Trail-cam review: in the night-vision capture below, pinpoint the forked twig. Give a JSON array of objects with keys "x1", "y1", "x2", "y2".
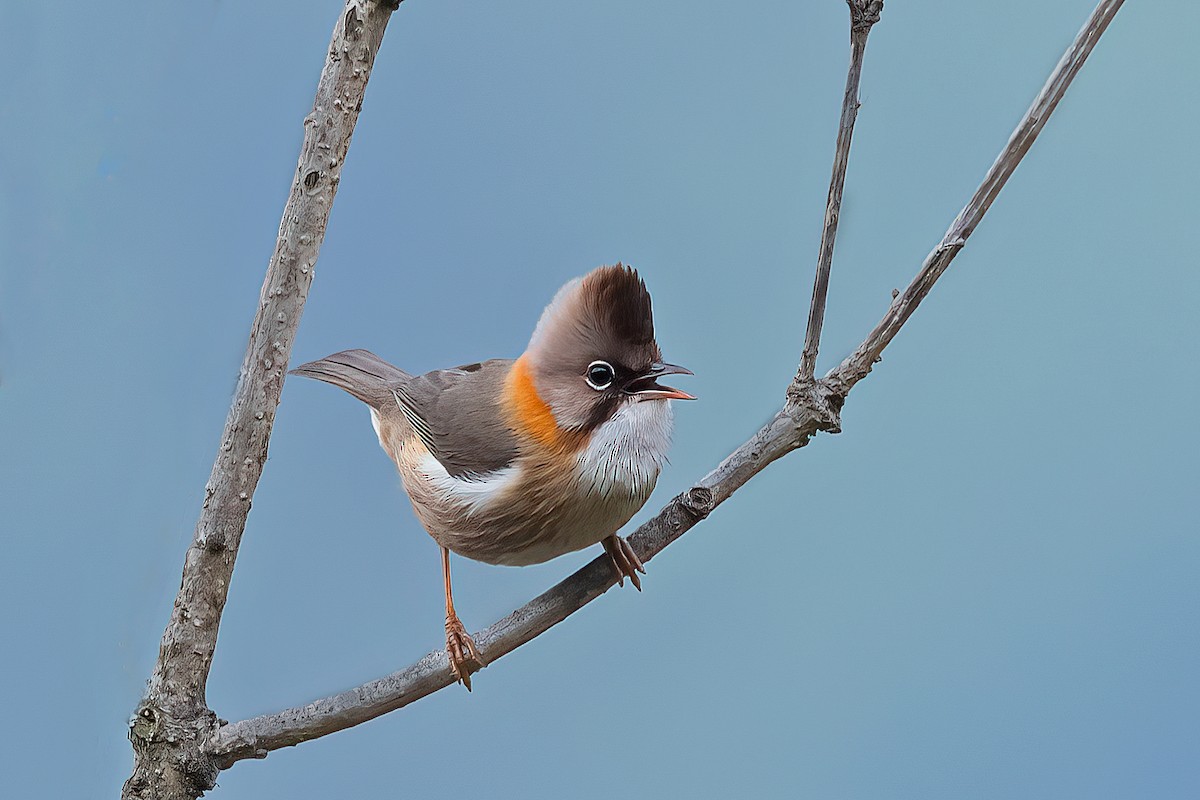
[{"x1": 831, "y1": 0, "x2": 1125, "y2": 390}]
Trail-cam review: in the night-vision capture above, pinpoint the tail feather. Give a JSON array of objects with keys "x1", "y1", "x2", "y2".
[{"x1": 289, "y1": 349, "x2": 410, "y2": 407}]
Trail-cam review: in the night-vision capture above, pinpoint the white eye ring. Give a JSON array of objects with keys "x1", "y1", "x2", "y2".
[{"x1": 585, "y1": 360, "x2": 615, "y2": 390}]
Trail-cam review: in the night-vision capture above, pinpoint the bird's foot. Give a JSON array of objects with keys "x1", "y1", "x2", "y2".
[
  {"x1": 445, "y1": 614, "x2": 485, "y2": 691},
  {"x1": 602, "y1": 534, "x2": 646, "y2": 591}
]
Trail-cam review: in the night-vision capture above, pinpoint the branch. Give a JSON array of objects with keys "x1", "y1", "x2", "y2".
[
  {"x1": 208, "y1": 405, "x2": 833, "y2": 766},
  {"x1": 798, "y1": 0, "x2": 884, "y2": 381},
  {"x1": 124, "y1": 2, "x2": 397, "y2": 798},
  {"x1": 209, "y1": 0, "x2": 1123, "y2": 773},
  {"x1": 830, "y1": 0, "x2": 1125, "y2": 393}
]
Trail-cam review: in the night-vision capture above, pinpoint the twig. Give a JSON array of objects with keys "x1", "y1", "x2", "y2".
[
  {"x1": 830, "y1": 0, "x2": 1125, "y2": 392},
  {"x1": 123, "y1": 2, "x2": 397, "y2": 798},
  {"x1": 798, "y1": 0, "x2": 884, "y2": 381},
  {"x1": 204, "y1": 0, "x2": 1124, "y2": 767}
]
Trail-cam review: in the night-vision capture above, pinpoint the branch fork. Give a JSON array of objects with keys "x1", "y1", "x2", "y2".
[{"x1": 786, "y1": 377, "x2": 845, "y2": 438}]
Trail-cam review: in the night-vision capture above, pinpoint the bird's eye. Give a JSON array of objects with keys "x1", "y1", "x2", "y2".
[{"x1": 585, "y1": 360, "x2": 615, "y2": 390}]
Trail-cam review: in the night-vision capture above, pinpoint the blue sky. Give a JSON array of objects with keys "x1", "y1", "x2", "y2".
[{"x1": 2, "y1": 1, "x2": 1198, "y2": 798}]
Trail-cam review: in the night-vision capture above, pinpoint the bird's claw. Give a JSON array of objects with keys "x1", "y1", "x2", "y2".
[
  {"x1": 445, "y1": 615, "x2": 485, "y2": 691},
  {"x1": 603, "y1": 534, "x2": 646, "y2": 592}
]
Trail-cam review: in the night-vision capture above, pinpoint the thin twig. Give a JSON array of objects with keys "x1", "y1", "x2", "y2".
[
  {"x1": 123, "y1": 2, "x2": 397, "y2": 798},
  {"x1": 204, "y1": 0, "x2": 1123, "y2": 767},
  {"x1": 798, "y1": 0, "x2": 884, "y2": 381},
  {"x1": 830, "y1": 0, "x2": 1125, "y2": 392}
]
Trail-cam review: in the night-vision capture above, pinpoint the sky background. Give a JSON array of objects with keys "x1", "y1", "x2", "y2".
[{"x1": 2, "y1": 1, "x2": 1198, "y2": 797}]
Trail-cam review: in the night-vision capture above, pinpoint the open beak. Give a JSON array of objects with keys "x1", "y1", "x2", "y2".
[{"x1": 628, "y1": 362, "x2": 696, "y2": 401}]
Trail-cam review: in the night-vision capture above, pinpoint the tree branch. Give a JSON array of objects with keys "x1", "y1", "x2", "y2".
[
  {"x1": 829, "y1": 0, "x2": 1125, "y2": 393},
  {"x1": 124, "y1": 2, "x2": 397, "y2": 798},
  {"x1": 206, "y1": 0, "x2": 1125, "y2": 767},
  {"x1": 798, "y1": 0, "x2": 884, "y2": 381},
  {"x1": 207, "y1": 405, "x2": 828, "y2": 766}
]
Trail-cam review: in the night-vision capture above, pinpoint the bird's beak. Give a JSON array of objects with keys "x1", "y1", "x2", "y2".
[{"x1": 628, "y1": 362, "x2": 696, "y2": 401}]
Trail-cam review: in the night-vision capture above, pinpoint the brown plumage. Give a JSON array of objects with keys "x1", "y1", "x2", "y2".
[{"x1": 290, "y1": 264, "x2": 693, "y2": 688}]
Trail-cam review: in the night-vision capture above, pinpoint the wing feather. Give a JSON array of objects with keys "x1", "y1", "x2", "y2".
[{"x1": 393, "y1": 359, "x2": 519, "y2": 478}]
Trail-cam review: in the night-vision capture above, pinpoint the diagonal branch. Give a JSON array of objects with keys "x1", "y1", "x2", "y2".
[
  {"x1": 205, "y1": 0, "x2": 1124, "y2": 768},
  {"x1": 124, "y1": 2, "x2": 398, "y2": 798},
  {"x1": 830, "y1": 0, "x2": 1125, "y2": 392},
  {"x1": 798, "y1": 0, "x2": 884, "y2": 381},
  {"x1": 207, "y1": 406, "x2": 825, "y2": 766}
]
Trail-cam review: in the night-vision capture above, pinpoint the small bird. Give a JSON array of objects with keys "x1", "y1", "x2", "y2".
[{"x1": 291, "y1": 264, "x2": 693, "y2": 688}]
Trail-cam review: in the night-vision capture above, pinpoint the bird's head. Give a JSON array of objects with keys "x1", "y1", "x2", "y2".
[{"x1": 520, "y1": 264, "x2": 693, "y2": 433}]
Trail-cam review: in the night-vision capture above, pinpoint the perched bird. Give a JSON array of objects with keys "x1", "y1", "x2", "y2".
[{"x1": 291, "y1": 264, "x2": 693, "y2": 688}]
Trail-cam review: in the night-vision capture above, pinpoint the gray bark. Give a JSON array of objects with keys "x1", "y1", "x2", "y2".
[
  {"x1": 799, "y1": 0, "x2": 883, "y2": 380},
  {"x1": 123, "y1": 2, "x2": 397, "y2": 798}
]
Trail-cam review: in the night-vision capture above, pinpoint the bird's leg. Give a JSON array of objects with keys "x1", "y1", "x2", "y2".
[
  {"x1": 602, "y1": 534, "x2": 645, "y2": 591},
  {"x1": 441, "y1": 546, "x2": 485, "y2": 690}
]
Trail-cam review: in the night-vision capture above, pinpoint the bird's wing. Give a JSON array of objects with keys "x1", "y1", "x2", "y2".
[{"x1": 392, "y1": 359, "x2": 520, "y2": 478}]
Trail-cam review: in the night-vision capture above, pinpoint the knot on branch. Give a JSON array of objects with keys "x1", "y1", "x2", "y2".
[
  {"x1": 343, "y1": 5, "x2": 365, "y2": 42},
  {"x1": 124, "y1": 700, "x2": 221, "y2": 798},
  {"x1": 129, "y1": 702, "x2": 162, "y2": 744},
  {"x1": 785, "y1": 377, "x2": 844, "y2": 437},
  {"x1": 846, "y1": 0, "x2": 884, "y2": 31},
  {"x1": 681, "y1": 486, "x2": 715, "y2": 520}
]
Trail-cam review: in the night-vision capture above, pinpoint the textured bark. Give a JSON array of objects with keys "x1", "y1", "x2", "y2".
[
  {"x1": 204, "y1": 0, "x2": 1122, "y2": 767},
  {"x1": 798, "y1": 0, "x2": 883, "y2": 380},
  {"x1": 123, "y1": 2, "x2": 397, "y2": 798}
]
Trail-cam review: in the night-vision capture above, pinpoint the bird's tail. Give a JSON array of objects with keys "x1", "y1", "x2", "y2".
[{"x1": 289, "y1": 349, "x2": 410, "y2": 408}]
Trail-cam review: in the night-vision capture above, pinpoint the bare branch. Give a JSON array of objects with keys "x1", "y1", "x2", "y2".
[
  {"x1": 124, "y1": 2, "x2": 397, "y2": 798},
  {"x1": 830, "y1": 0, "x2": 1125, "y2": 392},
  {"x1": 207, "y1": 404, "x2": 831, "y2": 766},
  {"x1": 798, "y1": 0, "x2": 884, "y2": 381},
  {"x1": 205, "y1": 0, "x2": 1124, "y2": 765}
]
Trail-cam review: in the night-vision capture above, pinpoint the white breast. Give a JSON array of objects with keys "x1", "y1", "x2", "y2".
[{"x1": 576, "y1": 399, "x2": 674, "y2": 497}]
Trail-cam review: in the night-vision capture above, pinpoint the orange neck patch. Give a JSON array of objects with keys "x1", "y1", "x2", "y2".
[{"x1": 506, "y1": 356, "x2": 576, "y2": 451}]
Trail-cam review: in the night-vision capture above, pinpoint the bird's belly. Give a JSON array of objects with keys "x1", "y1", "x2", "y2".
[
  {"x1": 389, "y1": 400, "x2": 671, "y2": 567},
  {"x1": 440, "y1": 478, "x2": 652, "y2": 566},
  {"x1": 399, "y1": 448, "x2": 656, "y2": 567},
  {"x1": 480, "y1": 487, "x2": 650, "y2": 566}
]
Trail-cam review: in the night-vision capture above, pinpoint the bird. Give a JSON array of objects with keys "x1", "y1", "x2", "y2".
[{"x1": 290, "y1": 264, "x2": 693, "y2": 689}]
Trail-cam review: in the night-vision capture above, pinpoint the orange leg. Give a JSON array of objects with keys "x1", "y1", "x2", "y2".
[
  {"x1": 442, "y1": 546, "x2": 484, "y2": 690},
  {"x1": 602, "y1": 534, "x2": 646, "y2": 591}
]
